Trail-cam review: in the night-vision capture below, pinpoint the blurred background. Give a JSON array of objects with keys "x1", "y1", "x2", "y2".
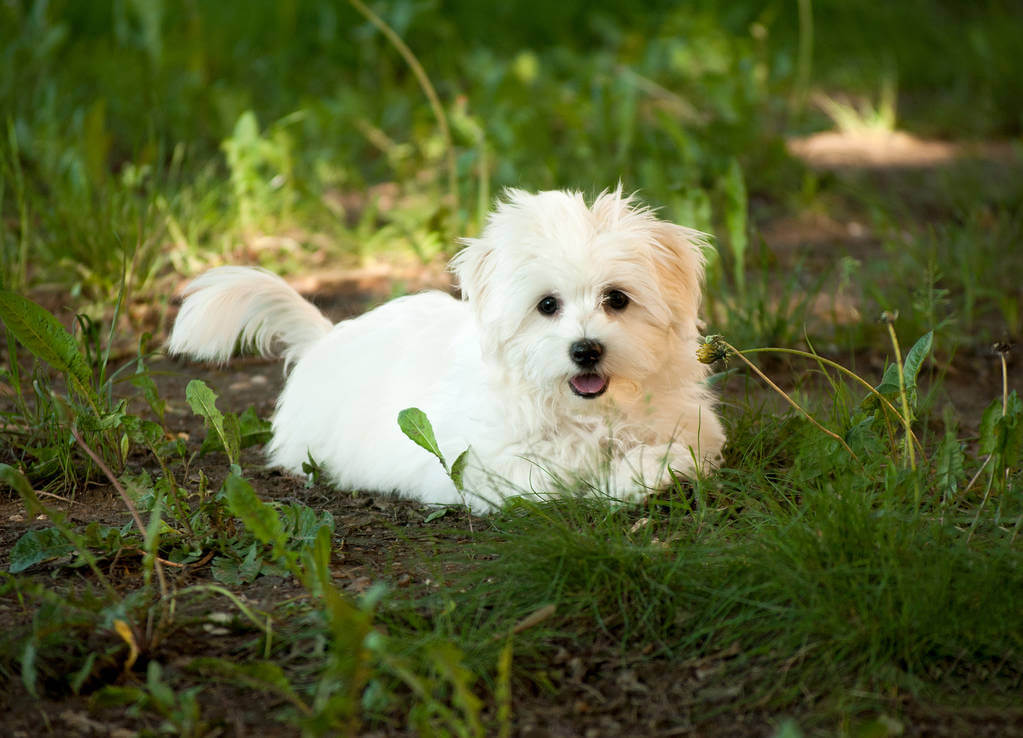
[
  {"x1": 2, "y1": 7, "x2": 1022, "y2": 729},
  {"x1": 1, "y1": 0, "x2": 1020, "y2": 349}
]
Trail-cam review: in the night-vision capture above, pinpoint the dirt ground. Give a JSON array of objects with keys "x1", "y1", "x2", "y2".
[
  {"x1": 3, "y1": 282, "x2": 1019, "y2": 737},
  {"x1": 3, "y1": 349, "x2": 1021, "y2": 736},
  {"x1": 1, "y1": 348, "x2": 806, "y2": 737},
  {"x1": 2, "y1": 148, "x2": 1021, "y2": 736}
]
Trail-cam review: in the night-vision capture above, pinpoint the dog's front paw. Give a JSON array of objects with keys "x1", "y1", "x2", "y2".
[{"x1": 606, "y1": 444, "x2": 695, "y2": 504}]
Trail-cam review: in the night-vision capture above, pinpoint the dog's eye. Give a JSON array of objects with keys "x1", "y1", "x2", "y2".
[
  {"x1": 604, "y1": 290, "x2": 630, "y2": 311},
  {"x1": 537, "y1": 296, "x2": 560, "y2": 316}
]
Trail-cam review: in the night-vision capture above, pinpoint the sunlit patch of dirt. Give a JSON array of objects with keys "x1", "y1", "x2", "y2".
[
  {"x1": 787, "y1": 131, "x2": 1016, "y2": 169},
  {"x1": 286, "y1": 262, "x2": 455, "y2": 306}
]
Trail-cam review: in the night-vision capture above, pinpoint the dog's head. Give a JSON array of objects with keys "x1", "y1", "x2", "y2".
[{"x1": 452, "y1": 187, "x2": 708, "y2": 404}]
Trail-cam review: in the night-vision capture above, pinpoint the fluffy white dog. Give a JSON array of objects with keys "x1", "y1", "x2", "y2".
[{"x1": 168, "y1": 188, "x2": 725, "y2": 512}]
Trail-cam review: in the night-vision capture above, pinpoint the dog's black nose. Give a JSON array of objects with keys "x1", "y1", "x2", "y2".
[{"x1": 570, "y1": 339, "x2": 604, "y2": 368}]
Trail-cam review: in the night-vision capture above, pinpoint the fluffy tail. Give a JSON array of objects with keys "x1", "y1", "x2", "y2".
[{"x1": 167, "y1": 267, "x2": 332, "y2": 366}]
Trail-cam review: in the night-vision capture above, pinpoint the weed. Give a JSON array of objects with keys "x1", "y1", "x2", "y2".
[
  {"x1": 813, "y1": 75, "x2": 899, "y2": 134},
  {"x1": 2, "y1": 2, "x2": 1022, "y2": 733}
]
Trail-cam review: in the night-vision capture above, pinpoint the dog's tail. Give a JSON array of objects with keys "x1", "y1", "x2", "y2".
[{"x1": 167, "y1": 266, "x2": 332, "y2": 367}]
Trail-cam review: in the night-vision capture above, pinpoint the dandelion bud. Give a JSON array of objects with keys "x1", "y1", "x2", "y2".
[{"x1": 697, "y1": 335, "x2": 731, "y2": 365}]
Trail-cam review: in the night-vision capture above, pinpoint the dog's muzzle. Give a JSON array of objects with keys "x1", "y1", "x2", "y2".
[{"x1": 569, "y1": 339, "x2": 608, "y2": 398}]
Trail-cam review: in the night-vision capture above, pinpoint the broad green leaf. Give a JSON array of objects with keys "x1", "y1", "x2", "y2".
[
  {"x1": 223, "y1": 472, "x2": 284, "y2": 552},
  {"x1": 979, "y1": 398, "x2": 1001, "y2": 456},
  {"x1": 221, "y1": 411, "x2": 242, "y2": 465},
  {"x1": 212, "y1": 544, "x2": 264, "y2": 586},
  {"x1": 0, "y1": 290, "x2": 96, "y2": 402},
  {"x1": 279, "y1": 503, "x2": 334, "y2": 543},
  {"x1": 844, "y1": 416, "x2": 884, "y2": 458},
  {"x1": 424, "y1": 508, "x2": 448, "y2": 523},
  {"x1": 901, "y1": 331, "x2": 933, "y2": 388},
  {"x1": 933, "y1": 431, "x2": 965, "y2": 501},
  {"x1": 1, "y1": 465, "x2": 112, "y2": 587},
  {"x1": 9, "y1": 528, "x2": 75, "y2": 573},
  {"x1": 398, "y1": 407, "x2": 446, "y2": 469},
  {"x1": 75, "y1": 402, "x2": 127, "y2": 433},
  {"x1": 185, "y1": 379, "x2": 224, "y2": 431},
  {"x1": 186, "y1": 380, "x2": 238, "y2": 464},
  {"x1": 873, "y1": 362, "x2": 901, "y2": 398},
  {"x1": 450, "y1": 448, "x2": 470, "y2": 492},
  {"x1": 980, "y1": 391, "x2": 1022, "y2": 463},
  {"x1": 238, "y1": 406, "x2": 273, "y2": 447},
  {"x1": 81, "y1": 521, "x2": 129, "y2": 555},
  {"x1": 238, "y1": 542, "x2": 265, "y2": 582},
  {"x1": 199, "y1": 406, "x2": 269, "y2": 457},
  {"x1": 211, "y1": 556, "x2": 243, "y2": 587},
  {"x1": 121, "y1": 415, "x2": 165, "y2": 448},
  {"x1": 869, "y1": 332, "x2": 932, "y2": 418}
]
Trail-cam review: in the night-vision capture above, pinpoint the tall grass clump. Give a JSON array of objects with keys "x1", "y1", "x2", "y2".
[{"x1": 439, "y1": 323, "x2": 1021, "y2": 713}]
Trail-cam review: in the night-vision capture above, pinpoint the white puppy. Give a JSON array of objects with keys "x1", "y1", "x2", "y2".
[{"x1": 168, "y1": 188, "x2": 725, "y2": 512}]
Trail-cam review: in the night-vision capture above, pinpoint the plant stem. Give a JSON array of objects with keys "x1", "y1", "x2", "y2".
[
  {"x1": 793, "y1": 0, "x2": 814, "y2": 115},
  {"x1": 722, "y1": 339, "x2": 859, "y2": 462},
  {"x1": 1000, "y1": 350, "x2": 1008, "y2": 416},
  {"x1": 71, "y1": 426, "x2": 167, "y2": 599},
  {"x1": 740, "y1": 346, "x2": 923, "y2": 452},
  {"x1": 966, "y1": 469, "x2": 996, "y2": 544},
  {"x1": 885, "y1": 321, "x2": 917, "y2": 472},
  {"x1": 348, "y1": 0, "x2": 459, "y2": 216},
  {"x1": 175, "y1": 584, "x2": 279, "y2": 664}
]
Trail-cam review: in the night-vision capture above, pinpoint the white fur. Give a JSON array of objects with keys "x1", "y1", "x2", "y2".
[
  {"x1": 168, "y1": 188, "x2": 725, "y2": 512},
  {"x1": 167, "y1": 266, "x2": 332, "y2": 368}
]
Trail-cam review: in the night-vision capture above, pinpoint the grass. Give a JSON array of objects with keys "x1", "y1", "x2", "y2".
[{"x1": 1, "y1": 1, "x2": 1022, "y2": 735}]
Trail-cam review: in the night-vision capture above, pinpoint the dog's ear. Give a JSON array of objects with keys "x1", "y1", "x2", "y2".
[
  {"x1": 450, "y1": 238, "x2": 495, "y2": 311},
  {"x1": 649, "y1": 223, "x2": 708, "y2": 336}
]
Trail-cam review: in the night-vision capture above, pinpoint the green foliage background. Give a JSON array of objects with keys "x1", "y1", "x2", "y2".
[{"x1": 1, "y1": 1, "x2": 1022, "y2": 735}]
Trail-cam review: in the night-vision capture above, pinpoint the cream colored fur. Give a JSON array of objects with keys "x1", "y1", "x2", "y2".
[{"x1": 168, "y1": 188, "x2": 725, "y2": 512}]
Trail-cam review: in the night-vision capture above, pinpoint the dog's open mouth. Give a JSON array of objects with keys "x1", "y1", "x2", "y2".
[{"x1": 569, "y1": 373, "x2": 608, "y2": 398}]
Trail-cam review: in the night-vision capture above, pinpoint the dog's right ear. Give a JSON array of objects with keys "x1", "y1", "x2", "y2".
[{"x1": 450, "y1": 238, "x2": 495, "y2": 311}]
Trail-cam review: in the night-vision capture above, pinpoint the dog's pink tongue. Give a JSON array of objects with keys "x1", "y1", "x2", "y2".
[{"x1": 571, "y1": 373, "x2": 608, "y2": 395}]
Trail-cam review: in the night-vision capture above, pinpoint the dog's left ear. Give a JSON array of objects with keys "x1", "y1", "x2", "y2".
[
  {"x1": 450, "y1": 238, "x2": 494, "y2": 312},
  {"x1": 649, "y1": 223, "x2": 708, "y2": 335}
]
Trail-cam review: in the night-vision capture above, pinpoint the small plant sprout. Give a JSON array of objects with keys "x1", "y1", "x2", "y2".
[{"x1": 880, "y1": 311, "x2": 917, "y2": 471}]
